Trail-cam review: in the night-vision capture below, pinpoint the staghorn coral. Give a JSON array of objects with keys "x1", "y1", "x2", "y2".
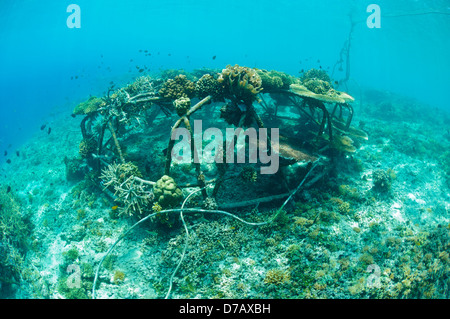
[
  {"x1": 100, "y1": 162, "x2": 153, "y2": 217},
  {"x1": 217, "y1": 64, "x2": 262, "y2": 105},
  {"x1": 195, "y1": 73, "x2": 224, "y2": 101},
  {"x1": 153, "y1": 175, "x2": 183, "y2": 209},
  {"x1": 123, "y1": 75, "x2": 155, "y2": 96},
  {"x1": 159, "y1": 74, "x2": 196, "y2": 100}
]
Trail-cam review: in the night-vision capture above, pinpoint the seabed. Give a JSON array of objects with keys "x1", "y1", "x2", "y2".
[{"x1": 0, "y1": 66, "x2": 449, "y2": 299}]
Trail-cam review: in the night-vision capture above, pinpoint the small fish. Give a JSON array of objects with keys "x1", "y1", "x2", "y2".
[
  {"x1": 334, "y1": 81, "x2": 339, "y2": 85},
  {"x1": 168, "y1": 53, "x2": 171, "y2": 56},
  {"x1": 112, "y1": 205, "x2": 119, "y2": 210},
  {"x1": 317, "y1": 59, "x2": 320, "y2": 63},
  {"x1": 16, "y1": 150, "x2": 19, "y2": 157},
  {"x1": 162, "y1": 148, "x2": 168, "y2": 156},
  {"x1": 6, "y1": 159, "x2": 11, "y2": 164},
  {"x1": 40, "y1": 124, "x2": 46, "y2": 130},
  {"x1": 47, "y1": 127, "x2": 51, "y2": 134},
  {"x1": 70, "y1": 76, "x2": 73, "y2": 80},
  {"x1": 75, "y1": 76, "x2": 78, "y2": 79},
  {"x1": 319, "y1": 65, "x2": 322, "y2": 69},
  {"x1": 144, "y1": 50, "x2": 148, "y2": 53},
  {"x1": 71, "y1": 114, "x2": 76, "y2": 118},
  {"x1": 6, "y1": 186, "x2": 11, "y2": 193},
  {"x1": 139, "y1": 49, "x2": 143, "y2": 52},
  {"x1": 139, "y1": 68, "x2": 144, "y2": 73},
  {"x1": 212, "y1": 55, "x2": 216, "y2": 60},
  {"x1": 4, "y1": 151, "x2": 7, "y2": 156}
]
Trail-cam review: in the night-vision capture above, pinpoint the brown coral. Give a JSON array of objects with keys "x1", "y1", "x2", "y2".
[
  {"x1": 195, "y1": 73, "x2": 224, "y2": 101},
  {"x1": 173, "y1": 97, "x2": 191, "y2": 117},
  {"x1": 159, "y1": 74, "x2": 196, "y2": 100},
  {"x1": 217, "y1": 64, "x2": 262, "y2": 105}
]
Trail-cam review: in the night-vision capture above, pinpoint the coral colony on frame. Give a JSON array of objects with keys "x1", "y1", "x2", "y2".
[{"x1": 2, "y1": 63, "x2": 449, "y2": 300}]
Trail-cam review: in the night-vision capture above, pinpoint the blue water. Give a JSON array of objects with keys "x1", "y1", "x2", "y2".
[{"x1": 1, "y1": 0, "x2": 449, "y2": 151}]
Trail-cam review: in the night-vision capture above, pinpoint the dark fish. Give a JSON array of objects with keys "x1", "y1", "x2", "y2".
[
  {"x1": 71, "y1": 114, "x2": 76, "y2": 118},
  {"x1": 168, "y1": 53, "x2": 171, "y2": 56},
  {"x1": 75, "y1": 76, "x2": 78, "y2": 79},
  {"x1": 162, "y1": 148, "x2": 168, "y2": 156},
  {"x1": 101, "y1": 54, "x2": 103, "y2": 58},
  {"x1": 319, "y1": 65, "x2": 322, "y2": 69},
  {"x1": 48, "y1": 127, "x2": 51, "y2": 134},
  {"x1": 317, "y1": 59, "x2": 320, "y2": 63},
  {"x1": 130, "y1": 59, "x2": 133, "y2": 62},
  {"x1": 139, "y1": 68, "x2": 144, "y2": 73},
  {"x1": 144, "y1": 50, "x2": 148, "y2": 53},
  {"x1": 71, "y1": 76, "x2": 73, "y2": 80},
  {"x1": 300, "y1": 69, "x2": 304, "y2": 73},
  {"x1": 16, "y1": 151, "x2": 19, "y2": 157},
  {"x1": 4, "y1": 151, "x2": 7, "y2": 156},
  {"x1": 6, "y1": 186, "x2": 11, "y2": 193},
  {"x1": 6, "y1": 159, "x2": 11, "y2": 164},
  {"x1": 212, "y1": 55, "x2": 216, "y2": 60},
  {"x1": 334, "y1": 81, "x2": 339, "y2": 85},
  {"x1": 40, "y1": 124, "x2": 46, "y2": 130},
  {"x1": 139, "y1": 49, "x2": 143, "y2": 52}
]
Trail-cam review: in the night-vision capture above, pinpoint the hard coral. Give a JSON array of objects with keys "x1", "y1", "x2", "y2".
[
  {"x1": 301, "y1": 68, "x2": 332, "y2": 83},
  {"x1": 195, "y1": 73, "x2": 224, "y2": 101},
  {"x1": 153, "y1": 175, "x2": 183, "y2": 209},
  {"x1": 372, "y1": 169, "x2": 391, "y2": 192},
  {"x1": 218, "y1": 64, "x2": 262, "y2": 105},
  {"x1": 159, "y1": 74, "x2": 196, "y2": 100},
  {"x1": 173, "y1": 97, "x2": 191, "y2": 117},
  {"x1": 79, "y1": 138, "x2": 97, "y2": 158},
  {"x1": 73, "y1": 96, "x2": 105, "y2": 115},
  {"x1": 257, "y1": 69, "x2": 297, "y2": 92}
]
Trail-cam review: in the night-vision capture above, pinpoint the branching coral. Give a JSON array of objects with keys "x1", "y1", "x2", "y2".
[
  {"x1": 100, "y1": 162, "x2": 154, "y2": 217},
  {"x1": 217, "y1": 64, "x2": 262, "y2": 105}
]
